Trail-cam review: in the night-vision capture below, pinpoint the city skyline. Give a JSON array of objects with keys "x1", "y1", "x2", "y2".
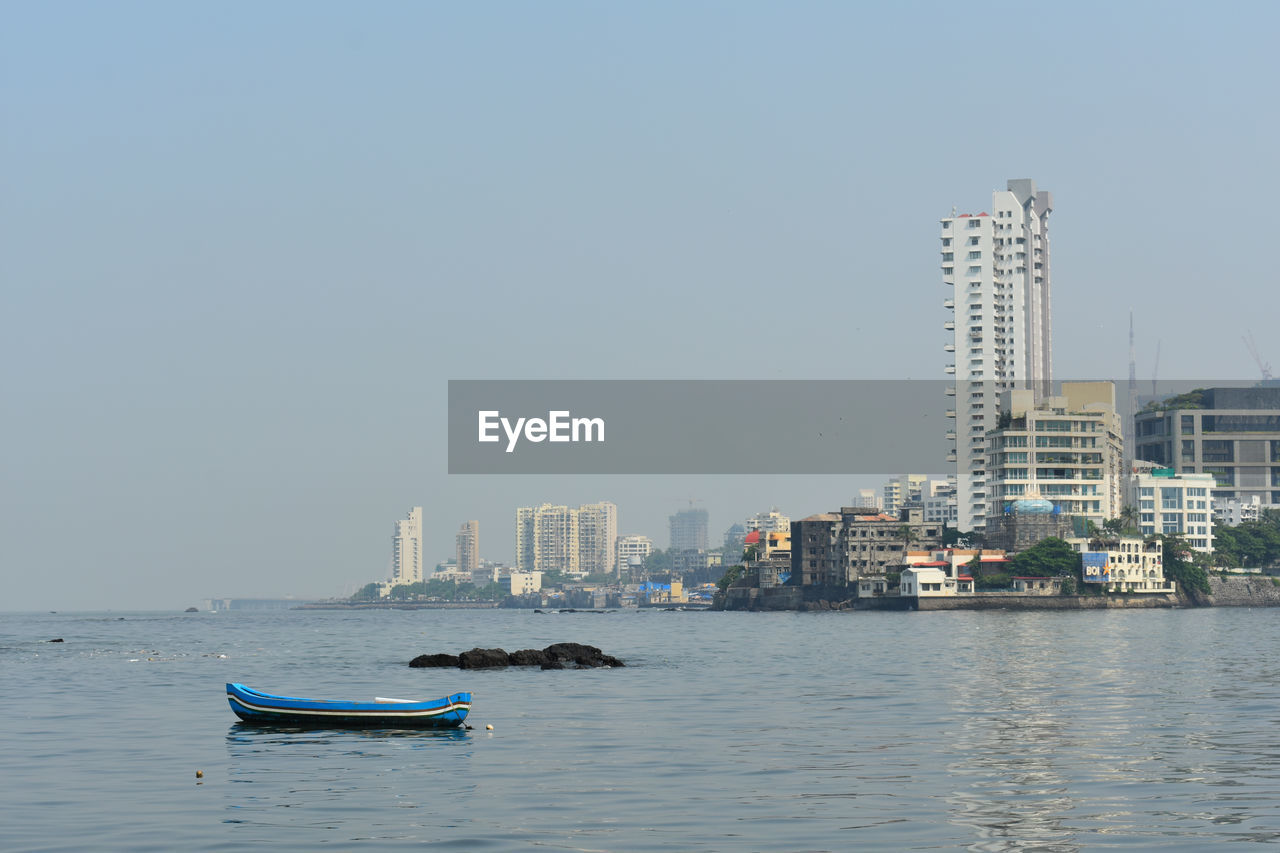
[{"x1": 5, "y1": 3, "x2": 1279, "y2": 610}]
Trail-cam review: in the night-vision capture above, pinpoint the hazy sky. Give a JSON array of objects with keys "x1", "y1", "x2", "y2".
[{"x1": 4, "y1": 2, "x2": 1278, "y2": 610}]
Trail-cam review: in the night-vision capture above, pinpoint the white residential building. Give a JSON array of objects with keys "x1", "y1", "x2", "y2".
[
  {"x1": 615, "y1": 534, "x2": 654, "y2": 577},
  {"x1": 1214, "y1": 495, "x2": 1278, "y2": 527},
  {"x1": 942, "y1": 179, "x2": 1053, "y2": 532},
  {"x1": 391, "y1": 507, "x2": 424, "y2": 586},
  {"x1": 854, "y1": 488, "x2": 882, "y2": 510},
  {"x1": 882, "y1": 475, "x2": 928, "y2": 515},
  {"x1": 746, "y1": 509, "x2": 790, "y2": 534},
  {"x1": 1129, "y1": 463, "x2": 1216, "y2": 552}
]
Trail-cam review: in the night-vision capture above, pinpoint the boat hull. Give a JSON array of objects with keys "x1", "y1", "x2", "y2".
[{"x1": 226, "y1": 683, "x2": 471, "y2": 728}]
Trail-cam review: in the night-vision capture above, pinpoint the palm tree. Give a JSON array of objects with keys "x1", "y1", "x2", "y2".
[{"x1": 1118, "y1": 504, "x2": 1139, "y2": 533}]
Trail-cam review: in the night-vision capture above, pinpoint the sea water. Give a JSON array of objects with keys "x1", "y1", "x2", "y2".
[{"x1": 3, "y1": 607, "x2": 1279, "y2": 851}]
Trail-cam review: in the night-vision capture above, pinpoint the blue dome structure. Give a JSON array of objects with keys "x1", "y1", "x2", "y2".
[{"x1": 1007, "y1": 498, "x2": 1055, "y2": 515}]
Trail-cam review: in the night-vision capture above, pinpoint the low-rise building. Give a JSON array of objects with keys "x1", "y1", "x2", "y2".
[
  {"x1": 1011, "y1": 577, "x2": 1061, "y2": 595},
  {"x1": 906, "y1": 548, "x2": 1009, "y2": 578},
  {"x1": 615, "y1": 535, "x2": 653, "y2": 578},
  {"x1": 900, "y1": 565, "x2": 951, "y2": 597},
  {"x1": 638, "y1": 580, "x2": 685, "y2": 605},
  {"x1": 984, "y1": 496, "x2": 1076, "y2": 551},
  {"x1": 791, "y1": 506, "x2": 944, "y2": 587},
  {"x1": 1067, "y1": 536, "x2": 1174, "y2": 594},
  {"x1": 897, "y1": 561, "x2": 976, "y2": 597},
  {"x1": 509, "y1": 571, "x2": 543, "y2": 596}
]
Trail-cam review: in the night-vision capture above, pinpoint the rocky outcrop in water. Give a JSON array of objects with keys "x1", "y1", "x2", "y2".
[
  {"x1": 409, "y1": 643, "x2": 623, "y2": 669},
  {"x1": 408, "y1": 653, "x2": 460, "y2": 668}
]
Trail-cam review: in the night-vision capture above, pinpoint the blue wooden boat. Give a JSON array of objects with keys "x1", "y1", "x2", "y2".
[{"x1": 226, "y1": 683, "x2": 471, "y2": 728}]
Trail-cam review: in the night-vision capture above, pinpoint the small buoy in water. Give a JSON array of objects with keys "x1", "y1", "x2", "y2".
[
  {"x1": 196, "y1": 770, "x2": 203, "y2": 779},
  {"x1": 485, "y1": 724, "x2": 493, "y2": 730}
]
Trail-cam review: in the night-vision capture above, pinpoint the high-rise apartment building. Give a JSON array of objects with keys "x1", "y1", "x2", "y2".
[
  {"x1": 881, "y1": 475, "x2": 929, "y2": 516},
  {"x1": 986, "y1": 382, "x2": 1125, "y2": 525},
  {"x1": 391, "y1": 506, "x2": 423, "y2": 586},
  {"x1": 577, "y1": 501, "x2": 618, "y2": 576},
  {"x1": 516, "y1": 503, "x2": 579, "y2": 574},
  {"x1": 669, "y1": 508, "x2": 709, "y2": 552},
  {"x1": 943, "y1": 179, "x2": 1054, "y2": 531},
  {"x1": 515, "y1": 501, "x2": 618, "y2": 575},
  {"x1": 455, "y1": 520, "x2": 479, "y2": 575},
  {"x1": 1133, "y1": 386, "x2": 1280, "y2": 507}
]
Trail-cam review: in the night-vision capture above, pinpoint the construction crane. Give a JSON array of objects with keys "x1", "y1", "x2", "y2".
[
  {"x1": 1152, "y1": 339, "x2": 1161, "y2": 399},
  {"x1": 1243, "y1": 331, "x2": 1274, "y2": 382}
]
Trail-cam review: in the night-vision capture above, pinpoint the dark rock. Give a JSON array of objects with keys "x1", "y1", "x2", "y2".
[
  {"x1": 409, "y1": 642, "x2": 623, "y2": 668},
  {"x1": 409, "y1": 653, "x2": 460, "y2": 668},
  {"x1": 544, "y1": 642, "x2": 624, "y2": 668},
  {"x1": 509, "y1": 648, "x2": 550, "y2": 666},
  {"x1": 458, "y1": 647, "x2": 511, "y2": 669},
  {"x1": 184, "y1": 607, "x2": 198, "y2": 613},
  {"x1": 48, "y1": 638, "x2": 64, "y2": 643}
]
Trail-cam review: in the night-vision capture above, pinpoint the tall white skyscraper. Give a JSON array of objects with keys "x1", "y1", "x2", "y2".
[
  {"x1": 391, "y1": 506, "x2": 423, "y2": 585},
  {"x1": 942, "y1": 179, "x2": 1053, "y2": 531}
]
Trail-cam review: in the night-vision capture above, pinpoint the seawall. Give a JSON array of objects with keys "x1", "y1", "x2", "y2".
[
  {"x1": 914, "y1": 593, "x2": 1180, "y2": 611},
  {"x1": 1202, "y1": 575, "x2": 1280, "y2": 606},
  {"x1": 718, "y1": 577, "x2": 1280, "y2": 612}
]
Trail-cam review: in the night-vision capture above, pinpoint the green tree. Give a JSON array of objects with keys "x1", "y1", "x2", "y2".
[
  {"x1": 1008, "y1": 537, "x2": 1082, "y2": 578},
  {"x1": 1117, "y1": 505, "x2": 1140, "y2": 533},
  {"x1": 1142, "y1": 388, "x2": 1206, "y2": 413},
  {"x1": 716, "y1": 564, "x2": 746, "y2": 593},
  {"x1": 1159, "y1": 534, "x2": 1211, "y2": 595},
  {"x1": 350, "y1": 582, "x2": 382, "y2": 602}
]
